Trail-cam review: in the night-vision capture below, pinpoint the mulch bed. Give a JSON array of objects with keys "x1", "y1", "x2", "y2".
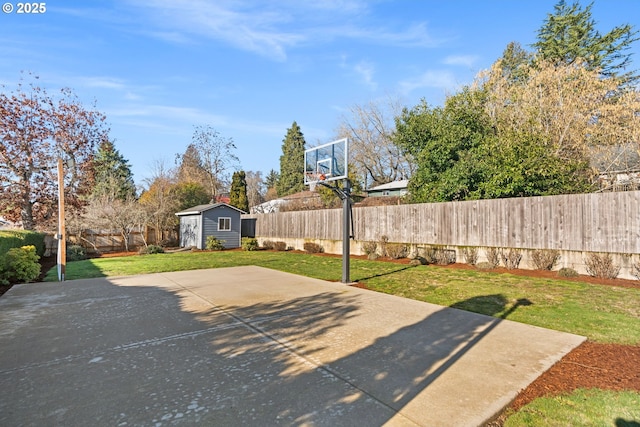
[{"x1": 1, "y1": 252, "x2": 638, "y2": 426}]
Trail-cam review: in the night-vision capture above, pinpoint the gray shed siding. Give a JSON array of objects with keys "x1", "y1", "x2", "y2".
[{"x1": 202, "y1": 205, "x2": 242, "y2": 249}]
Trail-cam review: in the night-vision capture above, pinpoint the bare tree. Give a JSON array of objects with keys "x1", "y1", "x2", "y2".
[
  {"x1": 244, "y1": 170, "x2": 265, "y2": 208},
  {"x1": 188, "y1": 125, "x2": 239, "y2": 200},
  {"x1": 335, "y1": 96, "x2": 414, "y2": 188}
]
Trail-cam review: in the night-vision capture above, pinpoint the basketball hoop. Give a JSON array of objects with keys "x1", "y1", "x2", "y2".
[{"x1": 307, "y1": 172, "x2": 327, "y2": 192}]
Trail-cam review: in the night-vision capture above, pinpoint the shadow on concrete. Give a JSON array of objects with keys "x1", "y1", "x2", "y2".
[{"x1": 0, "y1": 275, "x2": 533, "y2": 426}]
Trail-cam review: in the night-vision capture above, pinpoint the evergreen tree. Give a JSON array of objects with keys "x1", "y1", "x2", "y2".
[
  {"x1": 229, "y1": 170, "x2": 249, "y2": 212},
  {"x1": 277, "y1": 121, "x2": 306, "y2": 197},
  {"x1": 265, "y1": 169, "x2": 280, "y2": 190},
  {"x1": 92, "y1": 140, "x2": 137, "y2": 201},
  {"x1": 534, "y1": 1, "x2": 639, "y2": 83}
]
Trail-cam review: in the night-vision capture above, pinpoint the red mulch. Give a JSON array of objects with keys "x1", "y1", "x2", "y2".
[{"x1": 1, "y1": 251, "x2": 638, "y2": 426}]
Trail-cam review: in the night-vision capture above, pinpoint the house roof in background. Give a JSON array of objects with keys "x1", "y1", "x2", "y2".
[
  {"x1": 175, "y1": 203, "x2": 246, "y2": 216},
  {"x1": 367, "y1": 180, "x2": 409, "y2": 192}
]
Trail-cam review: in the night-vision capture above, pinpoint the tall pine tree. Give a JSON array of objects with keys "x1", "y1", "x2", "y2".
[
  {"x1": 92, "y1": 140, "x2": 137, "y2": 201},
  {"x1": 534, "y1": 1, "x2": 639, "y2": 84},
  {"x1": 277, "y1": 121, "x2": 306, "y2": 197},
  {"x1": 229, "y1": 170, "x2": 249, "y2": 212}
]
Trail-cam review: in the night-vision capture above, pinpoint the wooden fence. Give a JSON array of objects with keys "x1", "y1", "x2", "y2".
[
  {"x1": 243, "y1": 191, "x2": 640, "y2": 278},
  {"x1": 244, "y1": 191, "x2": 640, "y2": 254}
]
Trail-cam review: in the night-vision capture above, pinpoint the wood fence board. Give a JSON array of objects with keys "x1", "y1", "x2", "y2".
[{"x1": 243, "y1": 191, "x2": 640, "y2": 254}]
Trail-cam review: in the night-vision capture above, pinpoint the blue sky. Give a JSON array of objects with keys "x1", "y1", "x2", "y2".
[{"x1": 2, "y1": 1, "x2": 639, "y2": 187}]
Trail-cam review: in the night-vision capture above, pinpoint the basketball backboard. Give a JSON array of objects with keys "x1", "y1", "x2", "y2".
[{"x1": 304, "y1": 138, "x2": 348, "y2": 185}]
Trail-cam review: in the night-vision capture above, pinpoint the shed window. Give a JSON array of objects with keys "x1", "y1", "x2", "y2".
[{"x1": 218, "y1": 217, "x2": 231, "y2": 231}]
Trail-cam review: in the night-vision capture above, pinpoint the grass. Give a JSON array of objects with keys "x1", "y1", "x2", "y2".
[
  {"x1": 504, "y1": 389, "x2": 640, "y2": 427},
  {"x1": 43, "y1": 250, "x2": 640, "y2": 425}
]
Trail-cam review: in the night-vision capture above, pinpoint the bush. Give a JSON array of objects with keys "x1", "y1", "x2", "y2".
[
  {"x1": 205, "y1": 236, "x2": 226, "y2": 251},
  {"x1": 632, "y1": 260, "x2": 640, "y2": 281},
  {"x1": 386, "y1": 243, "x2": 408, "y2": 259},
  {"x1": 0, "y1": 230, "x2": 46, "y2": 257},
  {"x1": 67, "y1": 244, "x2": 88, "y2": 261},
  {"x1": 530, "y1": 249, "x2": 560, "y2": 270},
  {"x1": 1, "y1": 245, "x2": 41, "y2": 284},
  {"x1": 584, "y1": 253, "x2": 620, "y2": 279},
  {"x1": 242, "y1": 238, "x2": 260, "y2": 251},
  {"x1": 303, "y1": 242, "x2": 323, "y2": 254},
  {"x1": 262, "y1": 240, "x2": 275, "y2": 250},
  {"x1": 378, "y1": 235, "x2": 389, "y2": 257},
  {"x1": 485, "y1": 247, "x2": 501, "y2": 268},
  {"x1": 475, "y1": 261, "x2": 494, "y2": 270},
  {"x1": 557, "y1": 267, "x2": 579, "y2": 278},
  {"x1": 361, "y1": 241, "x2": 378, "y2": 260},
  {"x1": 461, "y1": 246, "x2": 478, "y2": 265},
  {"x1": 501, "y1": 248, "x2": 522, "y2": 270},
  {"x1": 273, "y1": 241, "x2": 287, "y2": 251},
  {"x1": 423, "y1": 246, "x2": 456, "y2": 265},
  {"x1": 139, "y1": 245, "x2": 165, "y2": 255}
]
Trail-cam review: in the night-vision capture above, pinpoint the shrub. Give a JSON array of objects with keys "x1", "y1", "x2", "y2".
[
  {"x1": 242, "y1": 238, "x2": 260, "y2": 251},
  {"x1": 557, "y1": 267, "x2": 579, "y2": 278},
  {"x1": 485, "y1": 247, "x2": 501, "y2": 268},
  {"x1": 2, "y1": 245, "x2": 41, "y2": 283},
  {"x1": 0, "y1": 230, "x2": 46, "y2": 257},
  {"x1": 501, "y1": 248, "x2": 522, "y2": 270},
  {"x1": 632, "y1": 260, "x2": 640, "y2": 281},
  {"x1": 386, "y1": 243, "x2": 408, "y2": 259},
  {"x1": 273, "y1": 241, "x2": 287, "y2": 251},
  {"x1": 378, "y1": 235, "x2": 389, "y2": 257},
  {"x1": 139, "y1": 245, "x2": 165, "y2": 255},
  {"x1": 475, "y1": 261, "x2": 494, "y2": 270},
  {"x1": 262, "y1": 240, "x2": 275, "y2": 250},
  {"x1": 530, "y1": 249, "x2": 560, "y2": 270},
  {"x1": 584, "y1": 253, "x2": 620, "y2": 279},
  {"x1": 461, "y1": 246, "x2": 478, "y2": 265},
  {"x1": 423, "y1": 246, "x2": 455, "y2": 265},
  {"x1": 361, "y1": 241, "x2": 378, "y2": 260},
  {"x1": 67, "y1": 244, "x2": 88, "y2": 261},
  {"x1": 205, "y1": 236, "x2": 226, "y2": 251},
  {"x1": 303, "y1": 242, "x2": 323, "y2": 254}
]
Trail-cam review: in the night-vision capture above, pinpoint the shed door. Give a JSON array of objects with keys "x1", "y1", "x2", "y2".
[{"x1": 180, "y1": 216, "x2": 199, "y2": 248}]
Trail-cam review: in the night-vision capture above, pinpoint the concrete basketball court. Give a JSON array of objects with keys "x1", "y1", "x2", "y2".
[{"x1": 0, "y1": 266, "x2": 585, "y2": 426}]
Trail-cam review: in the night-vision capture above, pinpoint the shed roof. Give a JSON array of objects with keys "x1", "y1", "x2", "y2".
[{"x1": 175, "y1": 202, "x2": 247, "y2": 216}]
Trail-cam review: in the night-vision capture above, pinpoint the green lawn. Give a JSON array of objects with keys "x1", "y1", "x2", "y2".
[{"x1": 43, "y1": 250, "x2": 640, "y2": 426}]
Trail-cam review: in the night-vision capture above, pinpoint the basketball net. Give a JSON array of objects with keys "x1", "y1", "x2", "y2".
[{"x1": 308, "y1": 173, "x2": 327, "y2": 192}]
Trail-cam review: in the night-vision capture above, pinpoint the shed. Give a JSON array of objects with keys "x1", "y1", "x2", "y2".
[{"x1": 175, "y1": 203, "x2": 246, "y2": 249}]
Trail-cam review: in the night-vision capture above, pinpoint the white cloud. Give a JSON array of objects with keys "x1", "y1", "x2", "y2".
[
  {"x1": 398, "y1": 70, "x2": 458, "y2": 95},
  {"x1": 354, "y1": 61, "x2": 377, "y2": 90},
  {"x1": 443, "y1": 55, "x2": 479, "y2": 67}
]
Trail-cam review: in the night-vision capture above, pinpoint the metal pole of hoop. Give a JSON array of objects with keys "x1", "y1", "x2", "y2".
[{"x1": 341, "y1": 178, "x2": 351, "y2": 284}]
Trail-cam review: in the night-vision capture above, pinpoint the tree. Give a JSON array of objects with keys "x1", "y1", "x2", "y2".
[
  {"x1": 498, "y1": 42, "x2": 535, "y2": 84},
  {"x1": 277, "y1": 121, "x2": 306, "y2": 197},
  {"x1": 182, "y1": 125, "x2": 239, "y2": 201},
  {"x1": 0, "y1": 73, "x2": 109, "y2": 230},
  {"x1": 534, "y1": 0, "x2": 639, "y2": 84},
  {"x1": 176, "y1": 143, "x2": 207, "y2": 185},
  {"x1": 336, "y1": 97, "x2": 413, "y2": 188},
  {"x1": 393, "y1": 87, "x2": 493, "y2": 202},
  {"x1": 92, "y1": 140, "x2": 137, "y2": 201},
  {"x1": 484, "y1": 58, "x2": 639, "y2": 178},
  {"x1": 244, "y1": 170, "x2": 265, "y2": 208},
  {"x1": 229, "y1": 171, "x2": 249, "y2": 212}
]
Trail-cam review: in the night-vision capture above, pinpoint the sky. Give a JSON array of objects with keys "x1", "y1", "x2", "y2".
[{"x1": 1, "y1": 0, "x2": 639, "y2": 187}]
